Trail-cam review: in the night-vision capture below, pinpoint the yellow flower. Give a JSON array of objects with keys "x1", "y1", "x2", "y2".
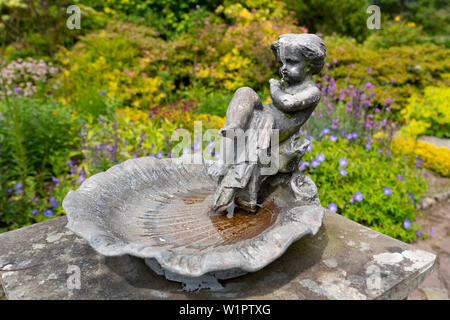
[{"x1": 395, "y1": 16, "x2": 401, "y2": 22}]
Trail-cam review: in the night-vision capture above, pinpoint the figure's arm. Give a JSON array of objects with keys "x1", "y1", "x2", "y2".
[{"x1": 269, "y1": 79, "x2": 321, "y2": 113}]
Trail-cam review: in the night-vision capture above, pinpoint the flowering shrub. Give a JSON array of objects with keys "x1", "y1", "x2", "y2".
[
  {"x1": 324, "y1": 36, "x2": 450, "y2": 114},
  {"x1": 0, "y1": 98, "x2": 81, "y2": 232},
  {"x1": 399, "y1": 87, "x2": 450, "y2": 139},
  {"x1": 391, "y1": 137, "x2": 450, "y2": 178},
  {"x1": 73, "y1": 103, "x2": 225, "y2": 176},
  {"x1": 297, "y1": 76, "x2": 429, "y2": 241},
  {"x1": 300, "y1": 135, "x2": 428, "y2": 242},
  {"x1": 170, "y1": 1, "x2": 301, "y2": 94},
  {"x1": 53, "y1": 21, "x2": 173, "y2": 116},
  {"x1": 364, "y1": 20, "x2": 428, "y2": 49},
  {"x1": 302, "y1": 73, "x2": 392, "y2": 140},
  {"x1": 0, "y1": 57, "x2": 58, "y2": 98}
]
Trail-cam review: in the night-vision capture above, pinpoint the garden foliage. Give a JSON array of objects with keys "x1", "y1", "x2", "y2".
[{"x1": 0, "y1": 0, "x2": 448, "y2": 243}]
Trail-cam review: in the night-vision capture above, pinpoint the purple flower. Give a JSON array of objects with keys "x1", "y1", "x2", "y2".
[
  {"x1": 416, "y1": 229, "x2": 421, "y2": 238},
  {"x1": 374, "y1": 108, "x2": 381, "y2": 114},
  {"x1": 193, "y1": 141, "x2": 202, "y2": 151},
  {"x1": 99, "y1": 90, "x2": 106, "y2": 96},
  {"x1": 329, "y1": 135, "x2": 337, "y2": 142},
  {"x1": 70, "y1": 166, "x2": 77, "y2": 174},
  {"x1": 43, "y1": 209, "x2": 54, "y2": 217},
  {"x1": 349, "y1": 198, "x2": 354, "y2": 204},
  {"x1": 317, "y1": 153, "x2": 325, "y2": 162},
  {"x1": 156, "y1": 151, "x2": 163, "y2": 159},
  {"x1": 408, "y1": 191, "x2": 415, "y2": 205},
  {"x1": 298, "y1": 161, "x2": 309, "y2": 171},
  {"x1": 196, "y1": 4, "x2": 200, "y2": 9},
  {"x1": 205, "y1": 147, "x2": 213, "y2": 156},
  {"x1": 311, "y1": 159, "x2": 320, "y2": 168},
  {"x1": 52, "y1": 177, "x2": 60, "y2": 184},
  {"x1": 31, "y1": 209, "x2": 39, "y2": 216},
  {"x1": 304, "y1": 132, "x2": 311, "y2": 141},
  {"x1": 332, "y1": 59, "x2": 337, "y2": 65},
  {"x1": 396, "y1": 174, "x2": 405, "y2": 181},
  {"x1": 351, "y1": 132, "x2": 358, "y2": 139},
  {"x1": 320, "y1": 128, "x2": 330, "y2": 136},
  {"x1": 328, "y1": 203, "x2": 337, "y2": 212},
  {"x1": 76, "y1": 176, "x2": 85, "y2": 184},
  {"x1": 415, "y1": 156, "x2": 423, "y2": 165},
  {"x1": 339, "y1": 168, "x2": 347, "y2": 176},
  {"x1": 15, "y1": 183, "x2": 23, "y2": 190},
  {"x1": 383, "y1": 187, "x2": 392, "y2": 196},
  {"x1": 367, "y1": 67, "x2": 373, "y2": 74},
  {"x1": 339, "y1": 158, "x2": 348, "y2": 167},
  {"x1": 403, "y1": 219, "x2": 411, "y2": 229},
  {"x1": 430, "y1": 226, "x2": 435, "y2": 234},
  {"x1": 66, "y1": 160, "x2": 74, "y2": 167},
  {"x1": 385, "y1": 98, "x2": 392, "y2": 106},
  {"x1": 14, "y1": 87, "x2": 21, "y2": 94},
  {"x1": 49, "y1": 196, "x2": 59, "y2": 208},
  {"x1": 353, "y1": 192, "x2": 363, "y2": 202},
  {"x1": 365, "y1": 142, "x2": 371, "y2": 150}
]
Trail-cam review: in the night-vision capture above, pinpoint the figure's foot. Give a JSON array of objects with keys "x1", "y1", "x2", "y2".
[{"x1": 210, "y1": 186, "x2": 236, "y2": 215}]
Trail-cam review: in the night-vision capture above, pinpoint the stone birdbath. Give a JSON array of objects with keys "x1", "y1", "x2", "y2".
[{"x1": 63, "y1": 33, "x2": 328, "y2": 290}]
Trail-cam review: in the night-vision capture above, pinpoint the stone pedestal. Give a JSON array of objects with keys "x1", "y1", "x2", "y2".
[{"x1": 0, "y1": 212, "x2": 435, "y2": 300}]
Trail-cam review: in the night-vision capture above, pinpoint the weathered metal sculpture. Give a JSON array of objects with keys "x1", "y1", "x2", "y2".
[{"x1": 210, "y1": 33, "x2": 326, "y2": 215}]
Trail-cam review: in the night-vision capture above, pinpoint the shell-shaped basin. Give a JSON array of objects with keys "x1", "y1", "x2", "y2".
[{"x1": 63, "y1": 156, "x2": 325, "y2": 278}]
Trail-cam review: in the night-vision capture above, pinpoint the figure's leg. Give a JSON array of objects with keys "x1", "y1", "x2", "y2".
[{"x1": 220, "y1": 87, "x2": 263, "y2": 136}]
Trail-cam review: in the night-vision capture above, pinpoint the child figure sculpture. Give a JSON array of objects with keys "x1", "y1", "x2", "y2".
[{"x1": 210, "y1": 33, "x2": 326, "y2": 215}]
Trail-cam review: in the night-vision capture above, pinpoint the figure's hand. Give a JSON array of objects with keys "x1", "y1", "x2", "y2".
[{"x1": 269, "y1": 78, "x2": 281, "y2": 88}]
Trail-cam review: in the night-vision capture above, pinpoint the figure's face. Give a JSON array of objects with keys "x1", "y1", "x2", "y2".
[{"x1": 276, "y1": 43, "x2": 307, "y2": 85}]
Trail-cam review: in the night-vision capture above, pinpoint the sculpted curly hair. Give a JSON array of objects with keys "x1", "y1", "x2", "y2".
[{"x1": 271, "y1": 33, "x2": 326, "y2": 75}]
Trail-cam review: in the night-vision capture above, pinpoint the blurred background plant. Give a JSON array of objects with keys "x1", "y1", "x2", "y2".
[{"x1": 0, "y1": 0, "x2": 448, "y2": 242}]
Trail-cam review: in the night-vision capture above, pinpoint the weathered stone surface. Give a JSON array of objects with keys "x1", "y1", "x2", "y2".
[
  {"x1": 418, "y1": 136, "x2": 450, "y2": 149},
  {"x1": 0, "y1": 281, "x2": 5, "y2": 300},
  {"x1": 0, "y1": 212, "x2": 435, "y2": 300}
]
